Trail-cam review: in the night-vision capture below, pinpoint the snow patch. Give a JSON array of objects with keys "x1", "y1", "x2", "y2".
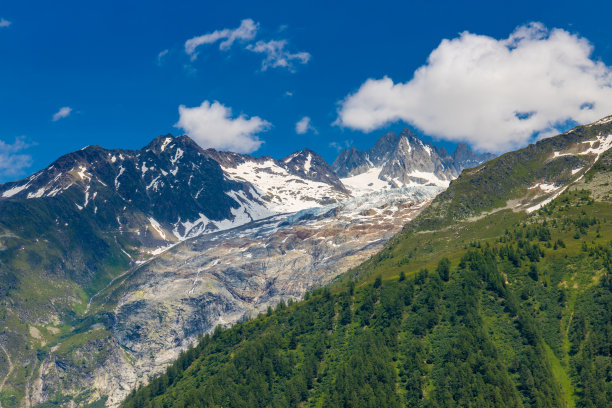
[
  {"x1": 77, "y1": 166, "x2": 91, "y2": 181},
  {"x1": 526, "y1": 186, "x2": 568, "y2": 213},
  {"x1": 140, "y1": 162, "x2": 149, "y2": 176},
  {"x1": 27, "y1": 187, "x2": 46, "y2": 199},
  {"x1": 170, "y1": 148, "x2": 184, "y2": 164},
  {"x1": 406, "y1": 170, "x2": 449, "y2": 187},
  {"x1": 115, "y1": 166, "x2": 125, "y2": 190},
  {"x1": 2, "y1": 183, "x2": 30, "y2": 198},
  {"x1": 341, "y1": 167, "x2": 390, "y2": 196},
  {"x1": 553, "y1": 134, "x2": 612, "y2": 160},
  {"x1": 528, "y1": 183, "x2": 558, "y2": 193},
  {"x1": 304, "y1": 153, "x2": 312, "y2": 173},
  {"x1": 222, "y1": 159, "x2": 348, "y2": 213},
  {"x1": 146, "y1": 176, "x2": 162, "y2": 192},
  {"x1": 148, "y1": 217, "x2": 167, "y2": 240},
  {"x1": 160, "y1": 137, "x2": 172, "y2": 152}
]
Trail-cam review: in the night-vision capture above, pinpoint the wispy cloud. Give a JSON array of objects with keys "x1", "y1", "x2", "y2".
[
  {"x1": 295, "y1": 116, "x2": 317, "y2": 134},
  {"x1": 157, "y1": 49, "x2": 169, "y2": 65},
  {"x1": 175, "y1": 100, "x2": 270, "y2": 153},
  {"x1": 0, "y1": 137, "x2": 33, "y2": 181},
  {"x1": 336, "y1": 22, "x2": 612, "y2": 153},
  {"x1": 0, "y1": 18, "x2": 11, "y2": 28},
  {"x1": 329, "y1": 140, "x2": 353, "y2": 153},
  {"x1": 185, "y1": 19, "x2": 258, "y2": 61},
  {"x1": 247, "y1": 40, "x2": 310, "y2": 71},
  {"x1": 52, "y1": 107, "x2": 72, "y2": 121}
]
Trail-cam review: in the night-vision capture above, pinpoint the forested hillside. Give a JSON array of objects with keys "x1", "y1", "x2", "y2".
[{"x1": 122, "y1": 156, "x2": 612, "y2": 407}]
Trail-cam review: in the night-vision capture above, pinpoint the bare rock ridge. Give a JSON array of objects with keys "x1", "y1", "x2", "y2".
[{"x1": 332, "y1": 128, "x2": 495, "y2": 194}]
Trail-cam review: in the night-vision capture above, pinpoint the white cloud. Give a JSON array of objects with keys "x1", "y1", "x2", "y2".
[
  {"x1": 0, "y1": 137, "x2": 33, "y2": 180},
  {"x1": 185, "y1": 19, "x2": 258, "y2": 61},
  {"x1": 335, "y1": 22, "x2": 612, "y2": 152},
  {"x1": 247, "y1": 40, "x2": 310, "y2": 71},
  {"x1": 295, "y1": 116, "x2": 317, "y2": 134},
  {"x1": 175, "y1": 100, "x2": 270, "y2": 153},
  {"x1": 52, "y1": 107, "x2": 72, "y2": 121},
  {"x1": 157, "y1": 49, "x2": 169, "y2": 65},
  {"x1": 0, "y1": 18, "x2": 11, "y2": 28}
]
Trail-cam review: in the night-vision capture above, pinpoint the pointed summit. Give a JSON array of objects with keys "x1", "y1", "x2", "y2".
[
  {"x1": 282, "y1": 149, "x2": 349, "y2": 193},
  {"x1": 452, "y1": 143, "x2": 496, "y2": 171},
  {"x1": 332, "y1": 129, "x2": 495, "y2": 195}
]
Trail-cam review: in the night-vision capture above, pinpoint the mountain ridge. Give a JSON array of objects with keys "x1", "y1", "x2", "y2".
[{"x1": 332, "y1": 128, "x2": 494, "y2": 195}]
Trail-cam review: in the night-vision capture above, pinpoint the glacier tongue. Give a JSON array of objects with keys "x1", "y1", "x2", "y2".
[{"x1": 68, "y1": 184, "x2": 442, "y2": 407}]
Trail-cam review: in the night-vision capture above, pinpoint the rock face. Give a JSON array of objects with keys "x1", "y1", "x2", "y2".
[{"x1": 332, "y1": 128, "x2": 494, "y2": 195}]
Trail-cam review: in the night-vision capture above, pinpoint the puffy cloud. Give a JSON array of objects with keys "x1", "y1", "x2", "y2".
[
  {"x1": 295, "y1": 116, "x2": 316, "y2": 134},
  {"x1": 185, "y1": 19, "x2": 258, "y2": 60},
  {"x1": 336, "y1": 23, "x2": 612, "y2": 152},
  {"x1": 0, "y1": 18, "x2": 11, "y2": 28},
  {"x1": 247, "y1": 40, "x2": 310, "y2": 71},
  {"x1": 0, "y1": 137, "x2": 33, "y2": 180},
  {"x1": 52, "y1": 107, "x2": 72, "y2": 121},
  {"x1": 175, "y1": 100, "x2": 270, "y2": 153}
]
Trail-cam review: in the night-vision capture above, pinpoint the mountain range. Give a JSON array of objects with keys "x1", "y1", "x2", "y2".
[
  {"x1": 9, "y1": 121, "x2": 608, "y2": 407},
  {"x1": 123, "y1": 115, "x2": 612, "y2": 408}
]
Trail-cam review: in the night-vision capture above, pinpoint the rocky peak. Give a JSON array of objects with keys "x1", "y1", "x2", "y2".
[
  {"x1": 452, "y1": 143, "x2": 496, "y2": 171},
  {"x1": 368, "y1": 131, "x2": 401, "y2": 165},
  {"x1": 333, "y1": 128, "x2": 495, "y2": 194},
  {"x1": 0, "y1": 134, "x2": 265, "y2": 244},
  {"x1": 331, "y1": 147, "x2": 370, "y2": 178},
  {"x1": 281, "y1": 149, "x2": 349, "y2": 193}
]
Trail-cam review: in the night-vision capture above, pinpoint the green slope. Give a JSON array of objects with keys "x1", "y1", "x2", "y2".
[{"x1": 122, "y1": 124, "x2": 612, "y2": 408}]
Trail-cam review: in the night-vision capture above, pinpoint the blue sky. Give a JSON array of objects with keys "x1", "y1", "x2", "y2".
[{"x1": 1, "y1": 0, "x2": 612, "y2": 182}]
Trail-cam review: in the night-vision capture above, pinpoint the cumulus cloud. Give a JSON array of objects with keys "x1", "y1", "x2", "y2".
[
  {"x1": 0, "y1": 18, "x2": 11, "y2": 28},
  {"x1": 185, "y1": 19, "x2": 258, "y2": 61},
  {"x1": 52, "y1": 107, "x2": 72, "y2": 121},
  {"x1": 247, "y1": 40, "x2": 310, "y2": 71},
  {"x1": 175, "y1": 100, "x2": 270, "y2": 153},
  {"x1": 295, "y1": 116, "x2": 317, "y2": 134},
  {"x1": 0, "y1": 137, "x2": 33, "y2": 180},
  {"x1": 336, "y1": 22, "x2": 612, "y2": 152}
]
